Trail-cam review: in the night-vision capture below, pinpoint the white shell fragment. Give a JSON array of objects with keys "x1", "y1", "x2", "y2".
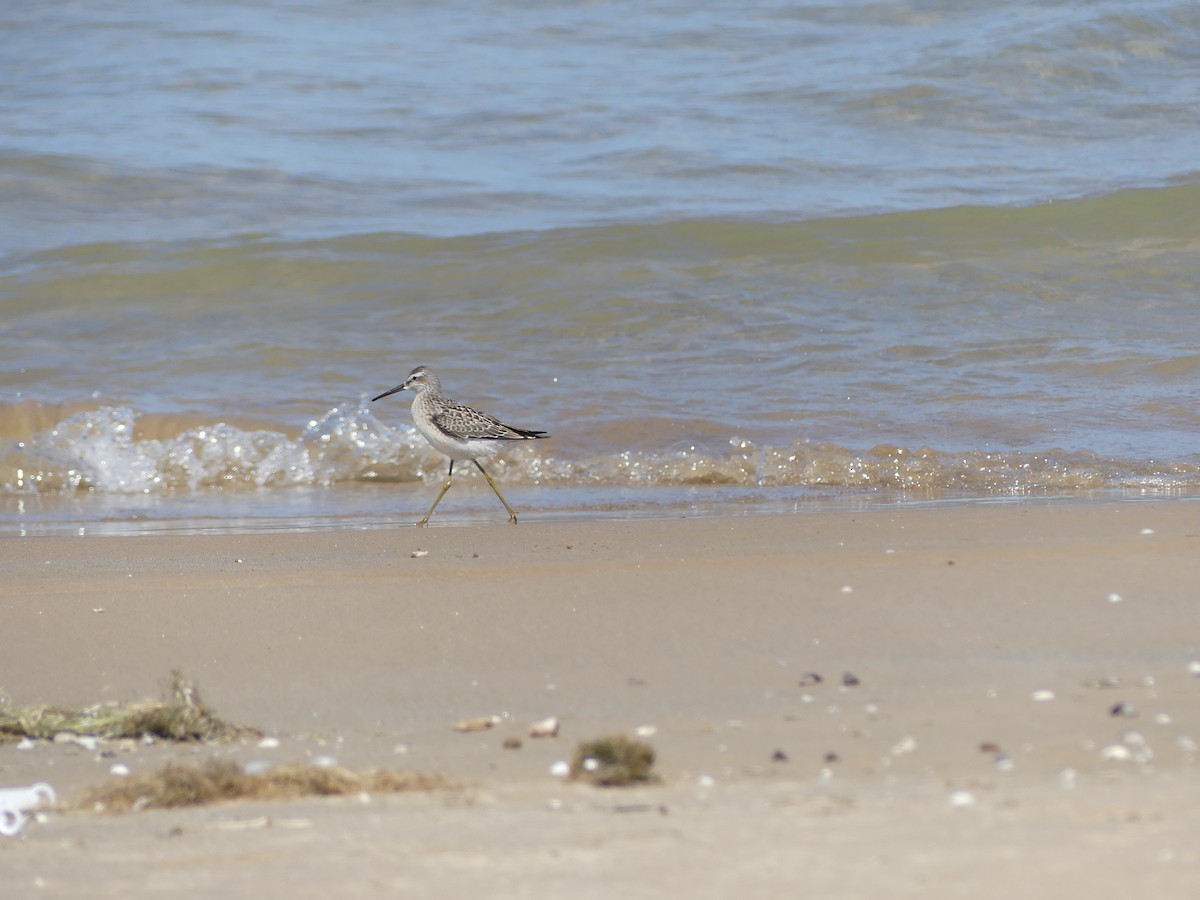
[
  {"x1": 1100, "y1": 730, "x2": 1154, "y2": 765},
  {"x1": 257, "y1": 737, "x2": 281, "y2": 750},
  {"x1": 454, "y1": 715, "x2": 500, "y2": 733},
  {"x1": 1187, "y1": 661, "x2": 1200, "y2": 677},
  {"x1": 528, "y1": 716, "x2": 560, "y2": 739},
  {"x1": 890, "y1": 735, "x2": 918, "y2": 756},
  {"x1": 1031, "y1": 690, "x2": 1056, "y2": 702},
  {"x1": 549, "y1": 761, "x2": 571, "y2": 777},
  {"x1": 948, "y1": 790, "x2": 976, "y2": 807},
  {"x1": 51, "y1": 733, "x2": 100, "y2": 751}
]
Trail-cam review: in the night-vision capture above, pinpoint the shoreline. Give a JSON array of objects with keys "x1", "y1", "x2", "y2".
[{"x1": 4, "y1": 501, "x2": 1200, "y2": 895}]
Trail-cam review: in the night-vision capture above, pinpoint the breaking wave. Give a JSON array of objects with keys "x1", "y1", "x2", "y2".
[{"x1": 4, "y1": 405, "x2": 1198, "y2": 499}]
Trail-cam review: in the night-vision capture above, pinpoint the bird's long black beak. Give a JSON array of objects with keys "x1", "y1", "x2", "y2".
[{"x1": 372, "y1": 384, "x2": 405, "y2": 402}]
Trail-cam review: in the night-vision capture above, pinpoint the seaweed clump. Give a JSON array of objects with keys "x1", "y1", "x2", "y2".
[
  {"x1": 569, "y1": 735, "x2": 659, "y2": 787},
  {"x1": 76, "y1": 760, "x2": 447, "y2": 813},
  {"x1": 0, "y1": 671, "x2": 253, "y2": 744}
]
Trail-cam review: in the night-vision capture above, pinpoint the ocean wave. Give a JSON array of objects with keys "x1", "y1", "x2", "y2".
[
  {"x1": 4, "y1": 405, "x2": 1197, "y2": 499},
  {"x1": 6, "y1": 182, "x2": 1199, "y2": 280}
]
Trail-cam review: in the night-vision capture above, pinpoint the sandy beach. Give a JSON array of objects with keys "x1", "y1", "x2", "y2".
[{"x1": 3, "y1": 500, "x2": 1200, "y2": 897}]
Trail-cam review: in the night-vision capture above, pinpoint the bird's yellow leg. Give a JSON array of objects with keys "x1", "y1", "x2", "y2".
[
  {"x1": 417, "y1": 461, "x2": 454, "y2": 527},
  {"x1": 474, "y1": 460, "x2": 519, "y2": 523}
]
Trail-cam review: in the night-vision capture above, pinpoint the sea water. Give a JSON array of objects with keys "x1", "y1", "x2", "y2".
[{"x1": 3, "y1": 1, "x2": 1199, "y2": 533}]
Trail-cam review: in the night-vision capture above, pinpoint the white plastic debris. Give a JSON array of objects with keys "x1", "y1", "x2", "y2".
[{"x1": 0, "y1": 783, "x2": 57, "y2": 837}]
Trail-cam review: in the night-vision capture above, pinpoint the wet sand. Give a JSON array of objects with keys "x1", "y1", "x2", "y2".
[{"x1": 3, "y1": 501, "x2": 1200, "y2": 897}]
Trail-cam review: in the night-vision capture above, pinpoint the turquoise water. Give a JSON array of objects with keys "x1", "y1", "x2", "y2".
[{"x1": 3, "y1": 2, "x2": 1199, "y2": 532}]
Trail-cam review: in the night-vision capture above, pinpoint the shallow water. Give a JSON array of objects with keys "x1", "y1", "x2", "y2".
[{"x1": 3, "y1": 2, "x2": 1199, "y2": 533}]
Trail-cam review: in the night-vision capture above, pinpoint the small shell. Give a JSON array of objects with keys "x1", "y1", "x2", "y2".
[
  {"x1": 1031, "y1": 690, "x2": 1056, "y2": 702},
  {"x1": 948, "y1": 790, "x2": 976, "y2": 807},
  {"x1": 528, "y1": 716, "x2": 560, "y2": 739},
  {"x1": 890, "y1": 735, "x2": 917, "y2": 756},
  {"x1": 454, "y1": 715, "x2": 500, "y2": 733}
]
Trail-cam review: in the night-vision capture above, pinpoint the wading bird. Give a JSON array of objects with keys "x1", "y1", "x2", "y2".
[{"x1": 372, "y1": 366, "x2": 548, "y2": 526}]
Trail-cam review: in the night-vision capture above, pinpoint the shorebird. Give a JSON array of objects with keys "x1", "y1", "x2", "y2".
[{"x1": 372, "y1": 366, "x2": 548, "y2": 526}]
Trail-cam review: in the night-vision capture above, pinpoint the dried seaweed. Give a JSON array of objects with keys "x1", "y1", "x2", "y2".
[
  {"x1": 570, "y1": 735, "x2": 659, "y2": 787},
  {"x1": 76, "y1": 760, "x2": 447, "y2": 813},
  {"x1": 0, "y1": 671, "x2": 253, "y2": 744}
]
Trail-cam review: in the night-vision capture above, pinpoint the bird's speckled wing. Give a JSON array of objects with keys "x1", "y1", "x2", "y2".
[{"x1": 432, "y1": 403, "x2": 545, "y2": 441}]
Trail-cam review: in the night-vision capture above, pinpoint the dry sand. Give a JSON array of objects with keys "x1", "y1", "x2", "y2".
[{"x1": 3, "y1": 500, "x2": 1200, "y2": 897}]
